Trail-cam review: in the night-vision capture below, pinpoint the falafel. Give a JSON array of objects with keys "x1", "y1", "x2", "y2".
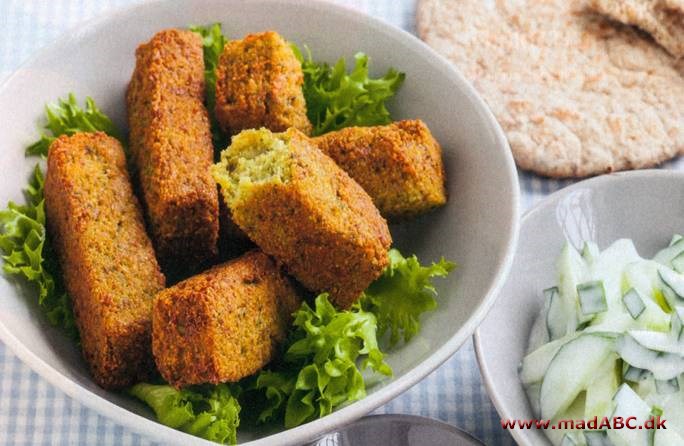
[
  {"x1": 212, "y1": 127, "x2": 391, "y2": 309},
  {"x1": 126, "y1": 29, "x2": 219, "y2": 270},
  {"x1": 214, "y1": 31, "x2": 311, "y2": 136},
  {"x1": 152, "y1": 250, "x2": 301, "y2": 388},
  {"x1": 313, "y1": 120, "x2": 447, "y2": 219},
  {"x1": 44, "y1": 132, "x2": 166, "y2": 389}
]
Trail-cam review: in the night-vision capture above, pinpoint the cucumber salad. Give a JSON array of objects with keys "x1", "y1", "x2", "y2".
[{"x1": 520, "y1": 237, "x2": 684, "y2": 446}]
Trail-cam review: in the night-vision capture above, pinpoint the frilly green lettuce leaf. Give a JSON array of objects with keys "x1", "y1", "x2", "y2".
[
  {"x1": 0, "y1": 166, "x2": 78, "y2": 339},
  {"x1": 189, "y1": 23, "x2": 226, "y2": 113},
  {"x1": 189, "y1": 23, "x2": 229, "y2": 153},
  {"x1": 26, "y1": 94, "x2": 120, "y2": 157},
  {"x1": 360, "y1": 249, "x2": 456, "y2": 346},
  {"x1": 253, "y1": 293, "x2": 391, "y2": 428},
  {"x1": 2, "y1": 94, "x2": 122, "y2": 340},
  {"x1": 292, "y1": 44, "x2": 405, "y2": 135},
  {"x1": 129, "y1": 383, "x2": 240, "y2": 445}
]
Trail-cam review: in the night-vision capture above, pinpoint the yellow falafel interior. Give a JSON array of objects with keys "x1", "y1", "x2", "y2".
[{"x1": 211, "y1": 128, "x2": 293, "y2": 206}]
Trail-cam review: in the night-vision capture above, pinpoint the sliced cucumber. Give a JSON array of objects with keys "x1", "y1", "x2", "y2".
[
  {"x1": 669, "y1": 234, "x2": 683, "y2": 247},
  {"x1": 558, "y1": 243, "x2": 584, "y2": 332},
  {"x1": 560, "y1": 434, "x2": 579, "y2": 446},
  {"x1": 654, "y1": 377, "x2": 679, "y2": 394},
  {"x1": 672, "y1": 251, "x2": 684, "y2": 274},
  {"x1": 582, "y1": 241, "x2": 600, "y2": 264},
  {"x1": 583, "y1": 431, "x2": 613, "y2": 446},
  {"x1": 653, "y1": 426, "x2": 684, "y2": 446},
  {"x1": 671, "y1": 307, "x2": 684, "y2": 341},
  {"x1": 616, "y1": 334, "x2": 684, "y2": 381},
  {"x1": 524, "y1": 382, "x2": 542, "y2": 418},
  {"x1": 623, "y1": 365, "x2": 651, "y2": 382},
  {"x1": 545, "y1": 286, "x2": 567, "y2": 341},
  {"x1": 540, "y1": 334, "x2": 614, "y2": 420},
  {"x1": 622, "y1": 288, "x2": 646, "y2": 319},
  {"x1": 628, "y1": 330, "x2": 684, "y2": 356},
  {"x1": 658, "y1": 268, "x2": 684, "y2": 306},
  {"x1": 585, "y1": 312, "x2": 634, "y2": 335},
  {"x1": 606, "y1": 384, "x2": 652, "y2": 446},
  {"x1": 525, "y1": 237, "x2": 684, "y2": 446},
  {"x1": 520, "y1": 335, "x2": 575, "y2": 385},
  {"x1": 654, "y1": 237, "x2": 684, "y2": 266},
  {"x1": 578, "y1": 281, "x2": 608, "y2": 315},
  {"x1": 585, "y1": 355, "x2": 619, "y2": 418},
  {"x1": 622, "y1": 261, "x2": 672, "y2": 329}
]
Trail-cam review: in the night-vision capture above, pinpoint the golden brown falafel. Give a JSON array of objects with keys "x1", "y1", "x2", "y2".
[
  {"x1": 313, "y1": 120, "x2": 447, "y2": 219},
  {"x1": 126, "y1": 29, "x2": 219, "y2": 271},
  {"x1": 44, "y1": 132, "x2": 166, "y2": 389},
  {"x1": 152, "y1": 250, "x2": 301, "y2": 388},
  {"x1": 212, "y1": 128, "x2": 391, "y2": 309},
  {"x1": 214, "y1": 31, "x2": 311, "y2": 136}
]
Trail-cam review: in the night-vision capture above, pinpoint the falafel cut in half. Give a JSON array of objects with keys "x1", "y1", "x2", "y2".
[
  {"x1": 126, "y1": 29, "x2": 219, "y2": 271},
  {"x1": 152, "y1": 250, "x2": 301, "y2": 388},
  {"x1": 214, "y1": 31, "x2": 312, "y2": 136},
  {"x1": 313, "y1": 119, "x2": 447, "y2": 220},
  {"x1": 211, "y1": 128, "x2": 392, "y2": 309},
  {"x1": 44, "y1": 132, "x2": 166, "y2": 389}
]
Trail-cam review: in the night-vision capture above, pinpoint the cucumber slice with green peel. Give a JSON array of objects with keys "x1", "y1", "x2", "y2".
[
  {"x1": 622, "y1": 261, "x2": 672, "y2": 327},
  {"x1": 583, "y1": 241, "x2": 600, "y2": 264},
  {"x1": 628, "y1": 330, "x2": 684, "y2": 356},
  {"x1": 623, "y1": 365, "x2": 651, "y2": 382},
  {"x1": 585, "y1": 312, "x2": 634, "y2": 335},
  {"x1": 520, "y1": 335, "x2": 575, "y2": 385},
  {"x1": 616, "y1": 334, "x2": 684, "y2": 380},
  {"x1": 560, "y1": 434, "x2": 579, "y2": 446},
  {"x1": 524, "y1": 382, "x2": 542, "y2": 418},
  {"x1": 585, "y1": 355, "x2": 619, "y2": 419},
  {"x1": 622, "y1": 288, "x2": 646, "y2": 319},
  {"x1": 606, "y1": 384, "x2": 652, "y2": 446},
  {"x1": 654, "y1": 237, "x2": 684, "y2": 266},
  {"x1": 672, "y1": 252, "x2": 684, "y2": 274},
  {"x1": 578, "y1": 281, "x2": 608, "y2": 315},
  {"x1": 653, "y1": 426, "x2": 684, "y2": 446},
  {"x1": 658, "y1": 268, "x2": 684, "y2": 306},
  {"x1": 671, "y1": 307, "x2": 684, "y2": 341},
  {"x1": 558, "y1": 243, "x2": 584, "y2": 332},
  {"x1": 540, "y1": 334, "x2": 614, "y2": 420},
  {"x1": 584, "y1": 431, "x2": 613, "y2": 446},
  {"x1": 670, "y1": 234, "x2": 683, "y2": 247},
  {"x1": 545, "y1": 286, "x2": 568, "y2": 340},
  {"x1": 654, "y1": 377, "x2": 679, "y2": 394}
]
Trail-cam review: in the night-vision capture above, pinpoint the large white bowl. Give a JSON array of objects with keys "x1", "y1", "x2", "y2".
[
  {"x1": 475, "y1": 170, "x2": 684, "y2": 445},
  {"x1": 0, "y1": 0, "x2": 519, "y2": 444}
]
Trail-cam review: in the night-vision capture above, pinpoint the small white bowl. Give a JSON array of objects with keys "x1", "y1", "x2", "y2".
[
  {"x1": 0, "y1": 0, "x2": 519, "y2": 444},
  {"x1": 475, "y1": 170, "x2": 684, "y2": 445}
]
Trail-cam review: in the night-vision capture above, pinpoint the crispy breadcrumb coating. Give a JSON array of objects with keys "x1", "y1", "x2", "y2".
[
  {"x1": 314, "y1": 120, "x2": 447, "y2": 219},
  {"x1": 214, "y1": 31, "x2": 311, "y2": 135},
  {"x1": 152, "y1": 250, "x2": 301, "y2": 388},
  {"x1": 126, "y1": 29, "x2": 219, "y2": 270},
  {"x1": 212, "y1": 128, "x2": 391, "y2": 308},
  {"x1": 44, "y1": 132, "x2": 165, "y2": 389}
]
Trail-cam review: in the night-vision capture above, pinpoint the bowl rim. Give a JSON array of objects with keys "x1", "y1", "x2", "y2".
[
  {"x1": 0, "y1": 0, "x2": 520, "y2": 444},
  {"x1": 474, "y1": 168, "x2": 684, "y2": 446},
  {"x1": 324, "y1": 414, "x2": 486, "y2": 445}
]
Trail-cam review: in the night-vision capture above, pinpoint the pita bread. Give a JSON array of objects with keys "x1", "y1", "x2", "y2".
[
  {"x1": 417, "y1": 0, "x2": 684, "y2": 177},
  {"x1": 588, "y1": 0, "x2": 684, "y2": 59}
]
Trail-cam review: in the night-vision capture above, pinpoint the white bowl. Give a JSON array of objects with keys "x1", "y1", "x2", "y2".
[
  {"x1": 475, "y1": 170, "x2": 684, "y2": 446},
  {"x1": 0, "y1": 0, "x2": 519, "y2": 444}
]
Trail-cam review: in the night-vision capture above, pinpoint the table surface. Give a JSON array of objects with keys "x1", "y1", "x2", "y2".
[{"x1": 0, "y1": 0, "x2": 630, "y2": 444}]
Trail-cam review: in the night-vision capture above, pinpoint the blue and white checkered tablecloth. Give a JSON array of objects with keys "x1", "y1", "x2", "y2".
[{"x1": 0, "y1": 0, "x2": 610, "y2": 444}]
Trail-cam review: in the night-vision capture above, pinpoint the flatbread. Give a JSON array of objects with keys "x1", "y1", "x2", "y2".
[
  {"x1": 417, "y1": 0, "x2": 684, "y2": 178},
  {"x1": 588, "y1": 0, "x2": 684, "y2": 59}
]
